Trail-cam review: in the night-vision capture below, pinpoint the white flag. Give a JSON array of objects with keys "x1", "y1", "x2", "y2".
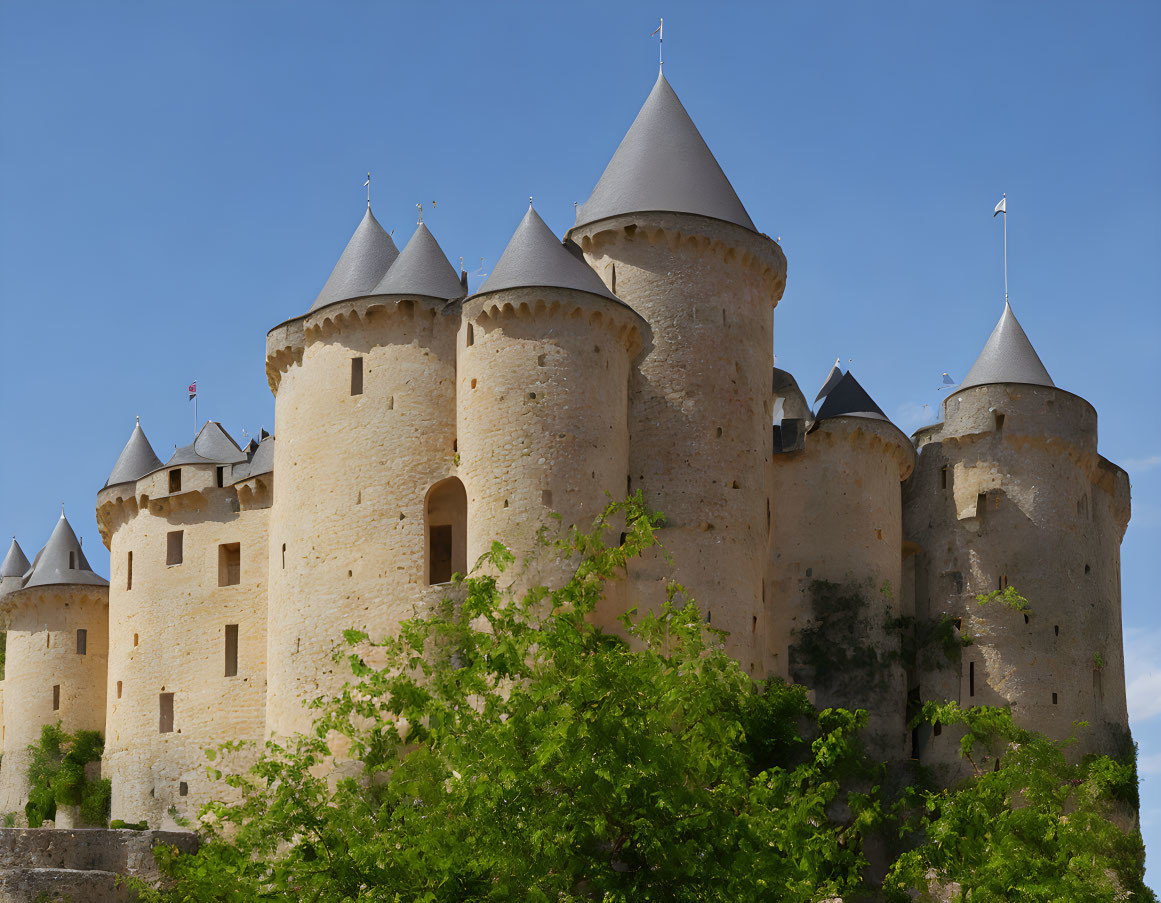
[{"x1": 993, "y1": 197, "x2": 1006, "y2": 216}]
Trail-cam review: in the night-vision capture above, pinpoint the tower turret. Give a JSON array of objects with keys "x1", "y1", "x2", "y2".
[
  {"x1": 265, "y1": 213, "x2": 464, "y2": 740},
  {"x1": 0, "y1": 537, "x2": 31, "y2": 597},
  {"x1": 0, "y1": 513, "x2": 109, "y2": 822},
  {"x1": 767, "y1": 369, "x2": 915, "y2": 757},
  {"x1": 458, "y1": 206, "x2": 645, "y2": 596},
  {"x1": 904, "y1": 302, "x2": 1131, "y2": 777},
  {"x1": 567, "y1": 71, "x2": 786, "y2": 665},
  {"x1": 97, "y1": 420, "x2": 270, "y2": 826}
]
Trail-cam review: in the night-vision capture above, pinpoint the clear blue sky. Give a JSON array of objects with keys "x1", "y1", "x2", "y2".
[{"x1": 2, "y1": 0, "x2": 1158, "y2": 878}]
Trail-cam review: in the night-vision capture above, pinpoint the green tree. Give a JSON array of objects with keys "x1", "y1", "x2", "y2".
[{"x1": 25, "y1": 722, "x2": 110, "y2": 828}]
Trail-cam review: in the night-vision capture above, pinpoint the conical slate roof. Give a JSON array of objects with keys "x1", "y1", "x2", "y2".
[
  {"x1": 165, "y1": 421, "x2": 247, "y2": 469},
  {"x1": 814, "y1": 360, "x2": 844, "y2": 404},
  {"x1": 103, "y1": 418, "x2": 163, "y2": 489},
  {"x1": 310, "y1": 207, "x2": 399, "y2": 312},
  {"x1": 230, "y1": 432, "x2": 275, "y2": 483},
  {"x1": 371, "y1": 223, "x2": 465, "y2": 301},
  {"x1": 574, "y1": 71, "x2": 756, "y2": 233},
  {"x1": 1, "y1": 538, "x2": 30, "y2": 578},
  {"x1": 24, "y1": 513, "x2": 108, "y2": 589},
  {"x1": 476, "y1": 206, "x2": 620, "y2": 302},
  {"x1": 958, "y1": 301, "x2": 1054, "y2": 391},
  {"x1": 815, "y1": 370, "x2": 890, "y2": 423}
]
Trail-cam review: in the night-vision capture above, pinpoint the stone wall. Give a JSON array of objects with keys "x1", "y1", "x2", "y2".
[
  {"x1": 904, "y1": 383, "x2": 1131, "y2": 778},
  {"x1": 97, "y1": 468, "x2": 269, "y2": 827},
  {"x1": 0, "y1": 586, "x2": 108, "y2": 818},
  {"x1": 458, "y1": 287, "x2": 641, "y2": 596},
  {"x1": 571, "y1": 213, "x2": 787, "y2": 667},
  {"x1": 265, "y1": 296, "x2": 459, "y2": 740},
  {"x1": 767, "y1": 417, "x2": 915, "y2": 758}
]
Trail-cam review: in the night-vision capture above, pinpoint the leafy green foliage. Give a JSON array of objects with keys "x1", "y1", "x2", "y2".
[
  {"x1": 975, "y1": 585, "x2": 1030, "y2": 612},
  {"x1": 886, "y1": 702, "x2": 1152, "y2": 902},
  {"x1": 135, "y1": 499, "x2": 1151, "y2": 902},
  {"x1": 25, "y1": 723, "x2": 108, "y2": 827}
]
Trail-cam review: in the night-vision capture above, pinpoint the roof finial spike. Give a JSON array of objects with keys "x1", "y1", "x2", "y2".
[
  {"x1": 136, "y1": 414, "x2": 140, "y2": 424},
  {"x1": 651, "y1": 17, "x2": 663, "y2": 71},
  {"x1": 417, "y1": 202, "x2": 423, "y2": 225},
  {"x1": 529, "y1": 195, "x2": 534, "y2": 209},
  {"x1": 364, "y1": 172, "x2": 371, "y2": 208}
]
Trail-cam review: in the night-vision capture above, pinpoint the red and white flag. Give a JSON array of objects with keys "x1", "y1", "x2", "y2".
[{"x1": 188, "y1": 380, "x2": 197, "y2": 401}]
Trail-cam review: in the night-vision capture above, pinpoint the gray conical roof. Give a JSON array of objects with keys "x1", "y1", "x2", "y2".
[
  {"x1": 230, "y1": 432, "x2": 275, "y2": 483},
  {"x1": 574, "y1": 71, "x2": 756, "y2": 233},
  {"x1": 371, "y1": 223, "x2": 465, "y2": 301},
  {"x1": 814, "y1": 361, "x2": 844, "y2": 404},
  {"x1": 310, "y1": 208, "x2": 399, "y2": 312},
  {"x1": 476, "y1": 206, "x2": 620, "y2": 302},
  {"x1": 165, "y1": 421, "x2": 247, "y2": 469},
  {"x1": 24, "y1": 513, "x2": 108, "y2": 589},
  {"x1": 1, "y1": 538, "x2": 30, "y2": 578},
  {"x1": 958, "y1": 301, "x2": 1054, "y2": 391},
  {"x1": 815, "y1": 370, "x2": 890, "y2": 423},
  {"x1": 103, "y1": 418, "x2": 163, "y2": 489}
]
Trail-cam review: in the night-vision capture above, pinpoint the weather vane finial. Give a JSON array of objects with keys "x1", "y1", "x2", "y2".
[
  {"x1": 651, "y1": 18, "x2": 663, "y2": 70},
  {"x1": 417, "y1": 202, "x2": 423, "y2": 224},
  {"x1": 364, "y1": 172, "x2": 371, "y2": 208}
]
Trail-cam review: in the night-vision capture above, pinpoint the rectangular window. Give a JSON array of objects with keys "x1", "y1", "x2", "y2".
[
  {"x1": 225, "y1": 624, "x2": 239, "y2": 677},
  {"x1": 976, "y1": 493, "x2": 987, "y2": 517},
  {"x1": 941, "y1": 466, "x2": 949, "y2": 489},
  {"x1": 216, "y1": 466, "x2": 225, "y2": 488},
  {"x1": 159, "y1": 692, "x2": 174, "y2": 733},
  {"x1": 116, "y1": 680, "x2": 122, "y2": 699},
  {"x1": 281, "y1": 543, "x2": 286, "y2": 569},
  {"x1": 350, "y1": 357, "x2": 364, "y2": 396},
  {"x1": 429, "y1": 525, "x2": 453, "y2": 584},
  {"x1": 68, "y1": 551, "x2": 76, "y2": 569},
  {"x1": 969, "y1": 661, "x2": 975, "y2": 697},
  {"x1": 127, "y1": 551, "x2": 133, "y2": 590},
  {"x1": 541, "y1": 489, "x2": 553, "y2": 507},
  {"x1": 466, "y1": 323, "x2": 474, "y2": 346},
  {"x1": 218, "y1": 543, "x2": 241, "y2": 587},
  {"x1": 76, "y1": 629, "x2": 87, "y2": 655},
  {"x1": 179, "y1": 781, "x2": 188, "y2": 797},
  {"x1": 169, "y1": 469, "x2": 182, "y2": 493},
  {"x1": 1052, "y1": 692, "x2": 1058, "y2": 705},
  {"x1": 167, "y1": 531, "x2": 184, "y2": 566},
  {"x1": 998, "y1": 575, "x2": 1009, "y2": 590},
  {"x1": 53, "y1": 685, "x2": 61, "y2": 711},
  {"x1": 994, "y1": 412, "x2": 1005, "y2": 431}
]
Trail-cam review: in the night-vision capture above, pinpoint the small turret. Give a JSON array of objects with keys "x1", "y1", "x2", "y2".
[
  {"x1": 372, "y1": 222, "x2": 465, "y2": 301},
  {"x1": 905, "y1": 300, "x2": 1131, "y2": 777},
  {"x1": 458, "y1": 205, "x2": 644, "y2": 593},
  {"x1": 0, "y1": 537, "x2": 31, "y2": 596},
  {"x1": 24, "y1": 512, "x2": 108, "y2": 589},
  {"x1": 103, "y1": 418, "x2": 163, "y2": 490},
  {"x1": 311, "y1": 207, "x2": 399, "y2": 312}
]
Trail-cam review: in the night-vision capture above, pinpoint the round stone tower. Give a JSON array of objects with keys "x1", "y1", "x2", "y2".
[
  {"x1": 0, "y1": 513, "x2": 108, "y2": 821},
  {"x1": 265, "y1": 209, "x2": 464, "y2": 739},
  {"x1": 767, "y1": 368, "x2": 915, "y2": 758},
  {"x1": 97, "y1": 419, "x2": 272, "y2": 826},
  {"x1": 457, "y1": 205, "x2": 645, "y2": 596},
  {"x1": 904, "y1": 302, "x2": 1131, "y2": 776},
  {"x1": 566, "y1": 71, "x2": 787, "y2": 665}
]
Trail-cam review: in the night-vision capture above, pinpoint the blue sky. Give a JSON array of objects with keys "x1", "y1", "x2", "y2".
[{"x1": 1, "y1": 0, "x2": 1158, "y2": 878}]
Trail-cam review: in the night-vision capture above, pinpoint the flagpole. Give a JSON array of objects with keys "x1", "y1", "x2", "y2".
[
  {"x1": 194, "y1": 380, "x2": 197, "y2": 436},
  {"x1": 1002, "y1": 193, "x2": 1008, "y2": 305}
]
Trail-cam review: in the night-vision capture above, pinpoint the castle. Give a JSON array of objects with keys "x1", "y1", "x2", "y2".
[{"x1": 0, "y1": 69, "x2": 1132, "y2": 827}]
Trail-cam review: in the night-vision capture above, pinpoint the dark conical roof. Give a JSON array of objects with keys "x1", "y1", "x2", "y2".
[
  {"x1": 24, "y1": 513, "x2": 108, "y2": 589},
  {"x1": 1, "y1": 538, "x2": 31, "y2": 578},
  {"x1": 165, "y1": 421, "x2": 247, "y2": 469},
  {"x1": 476, "y1": 206, "x2": 620, "y2": 302},
  {"x1": 371, "y1": 223, "x2": 465, "y2": 301},
  {"x1": 815, "y1": 370, "x2": 890, "y2": 423},
  {"x1": 958, "y1": 301, "x2": 1054, "y2": 391},
  {"x1": 310, "y1": 207, "x2": 399, "y2": 312},
  {"x1": 814, "y1": 360, "x2": 844, "y2": 404},
  {"x1": 103, "y1": 418, "x2": 163, "y2": 489},
  {"x1": 574, "y1": 71, "x2": 756, "y2": 233}
]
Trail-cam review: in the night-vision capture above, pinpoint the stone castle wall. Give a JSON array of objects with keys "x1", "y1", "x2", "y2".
[
  {"x1": 97, "y1": 465, "x2": 269, "y2": 827},
  {"x1": 265, "y1": 296, "x2": 460, "y2": 740},
  {"x1": 905, "y1": 383, "x2": 1131, "y2": 776},
  {"x1": 0, "y1": 585, "x2": 108, "y2": 817},
  {"x1": 570, "y1": 213, "x2": 787, "y2": 668}
]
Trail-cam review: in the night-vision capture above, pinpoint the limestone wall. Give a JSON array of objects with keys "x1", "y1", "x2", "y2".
[
  {"x1": 457, "y1": 287, "x2": 641, "y2": 598},
  {"x1": 96, "y1": 467, "x2": 269, "y2": 827},
  {"x1": 570, "y1": 213, "x2": 786, "y2": 667},
  {"x1": 265, "y1": 296, "x2": 459, "y2": 740},
  {"x1": 904, "y1": 383, "x2": 1131, "y2": 777},
  {"x1": 767, "y1": 417, "x2": 914, "y2": 758},
  {"x1": 0, "y1": 585, "x2": 109, "y2": 818}
]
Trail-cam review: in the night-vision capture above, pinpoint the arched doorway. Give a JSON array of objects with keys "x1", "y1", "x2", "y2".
[{"x1": 425, "y1": 477, "x2": 467, "y2": 585}]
